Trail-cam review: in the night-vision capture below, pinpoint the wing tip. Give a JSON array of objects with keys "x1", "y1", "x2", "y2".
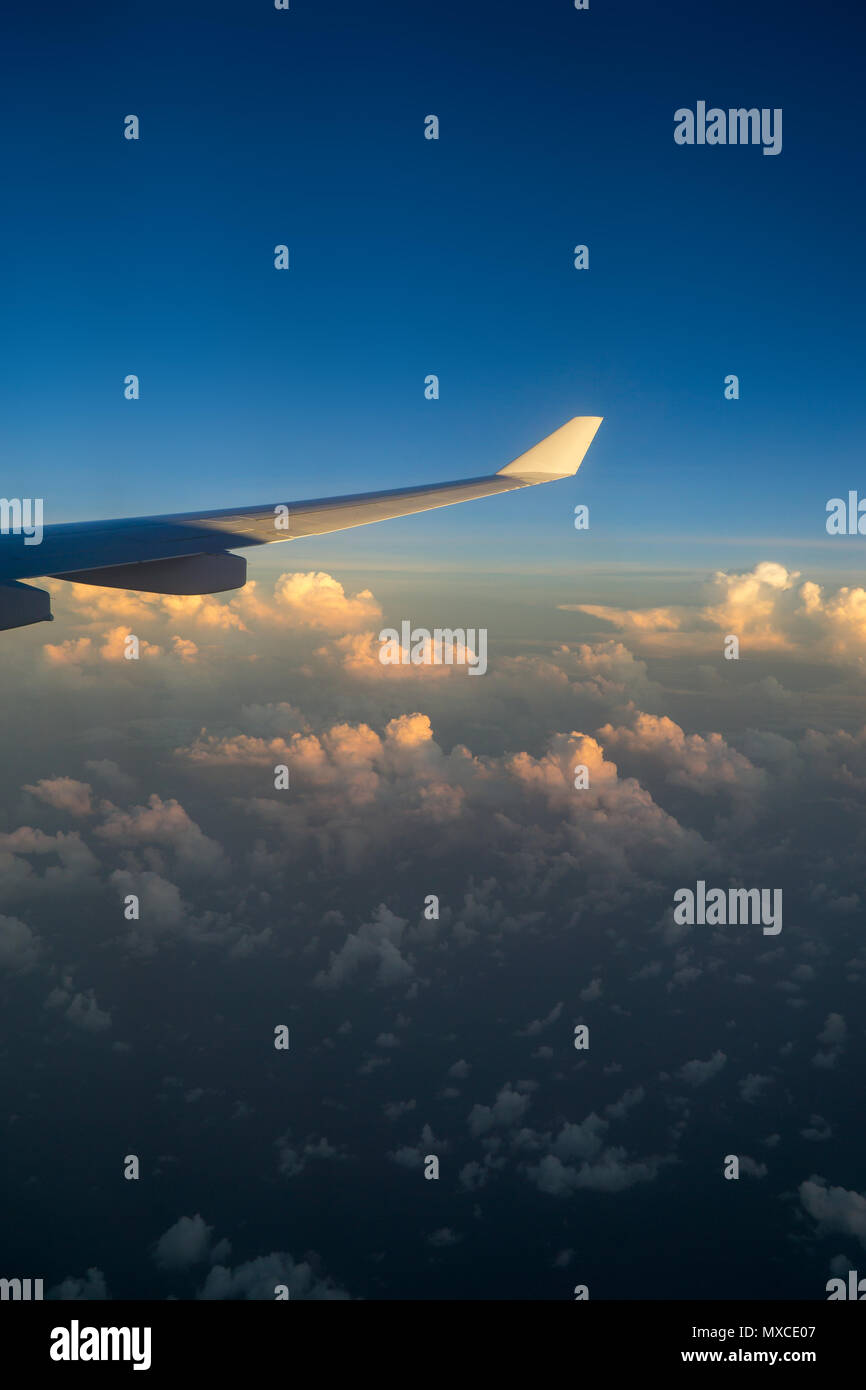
[{"x1": 496, "y1": 415, "x2": 603, "y2": 479}]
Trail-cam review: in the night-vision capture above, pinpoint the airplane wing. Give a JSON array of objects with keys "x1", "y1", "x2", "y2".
[{"x1": 0, "y1": 415, "x2": 602, "y2": 630}]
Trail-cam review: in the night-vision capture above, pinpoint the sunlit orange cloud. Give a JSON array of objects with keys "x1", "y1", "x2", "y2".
[
  {"x1": 43, "y1": 636, "x2": 94, "y2": 666},
  {"x1": 562, "y1": 561, "x2": 866, "y2": 662},
  {"x1": 23, "y1": 777, "x2": 94, "y2": 816},
  {"x1": 99, "y1": 627, "x2": 162, "y2": 662},
  {"x1": 314, "y1": 630, "x2": 474, "y2": 680},
  {"x1": 41, "y1": 572, "x2": 381, "y2": 659},
  {"x1": 597, "y1": 712, "x2": 765, "y2": 798}
]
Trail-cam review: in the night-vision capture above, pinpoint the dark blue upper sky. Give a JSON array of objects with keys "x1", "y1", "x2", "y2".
[{"x1": 2, "y1": 0, "x2": 863, "y2": 572}]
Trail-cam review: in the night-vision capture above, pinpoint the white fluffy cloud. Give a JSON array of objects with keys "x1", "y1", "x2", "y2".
[{"x1": 569, "y1": 561, "x2": 866, "y2": 665}]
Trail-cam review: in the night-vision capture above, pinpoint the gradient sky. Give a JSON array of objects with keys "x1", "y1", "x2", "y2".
[{"x1": 2, "y1": 0, "x2": 864, "y2": 578}]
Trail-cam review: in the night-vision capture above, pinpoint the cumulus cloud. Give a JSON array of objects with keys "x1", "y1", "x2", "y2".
[
  {"x1": 49, "y1": 1268, "x2": 110, "y2": 1300},
  {"x1": 276, "y1": 1134, "x2": 342, "y2": 1178},
  {"x1": 314, "y1": 905, "x2": 413, "y2": 990},
  {"x1": 0, "y1": 826, "x2": 99, "y2": 891},
  {"x1": 518, "y1": 1003, "x2": 563, "y2": 1037},
  {"x1": 427, "y1": 1227, "x2": 462, "y2": 1248},
  {"x1": 528, "y1": 1146, "x2": 664, "y2": 1196},
  {"x1": 96, "y1": 795, "x2": 223, "y2": 876},
  {"x1": 197, "y1": 1251, "x2": 350, "y2": 1300},
  {"x1": 317, "y1": 627, "x2": 483, "y2": 681},
  {"x1": 739, "y1": 1073, "x2": 773, "y2": 1104},
  {"x1": 678, "y1": 1051, "x2": 727, "y2": 1087},
  {"x1": 153, "y1": 1214, "x2": 225, "y2": 1269},
  {"x1": 799, "y1": 1178, "x2": 866, "y2": 1247},
  {"x1": 265, "y1": 571, "x2": 381, "y2": 632},
  {"x1": 568, "y1": 561, "x2": 866, "y2": 665},
  {"x1": 23, "y1": 777, "x2": 94, "y2": 816},
  {"x1": 0, "y1": 914, "x2": 39, "y2": 972},
  {"x1": 738, "y1": 1155, "x2": 768, "y2": 1179},
  {"x1": 598, "y1": 714, "x2": 765, "y2": 802},
  {"x1": 64, "y1": 988, "x2": 112, "y2": 1032},
  {"x1": 468, "y1": 1083, "x2": 532, "y2": 1137}
]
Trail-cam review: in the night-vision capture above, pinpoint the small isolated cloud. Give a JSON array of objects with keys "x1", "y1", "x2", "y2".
[
  {"x1": 65, "y1": 989, "x2": 112, "y2": 1033},
  {"x1": 678, "y1": 1050, "x2": 727, "y2": 1087},
  {"x1": 314, "y1": 905, "x2": 413, "y2": 990},
  {"x1": 739, "y1": 1073, "x2": 773, "y2": 1104},
  {"x1": 738, "y1": 1155, "x2": 768, "y2": 1179},
  {"x1": 276, "y1": 1134, "x2": 341, "y2": 1178},
  {"x1": 153, "y1": 1214, "x2": 223, "y2": 1270},
  {"x1": 518, "y1": 1002, "x2": 563, "y2": 1037},
  {"x1": 197, "y1": 1251, "x2": 350, "y2": 1300},
  {"x1": 605, "y1": 1086, "x2": 645, "y2": 1120},
  {"x1": 23, "y1": 777, "x2": 93, "y2": 816},
  {"x1": 468, "y1": 1083, "x2": 531, "y2": 1137},
  {"x1": 427, "y1": 1227, "x2": 462, "y2": 1248},
  {"x1": 801, "y1": 1115, "x2": 833, "y2": 1142},
  {"x1": 799, "y1": 1178, "x2": 866, "y2": 1248},
  {"x1": 528, "y1": 1147, "x2": 663, "y2": 1196},
  {"x1": 813, "y1": 1013, "x2": 847, "y2": 1069},
  {"x1": 0, "y1": 914, "x2": 39, "y2": 973},
  {"x1": 49, "y1": 1268, "x2": 110, "y2": 1300}
]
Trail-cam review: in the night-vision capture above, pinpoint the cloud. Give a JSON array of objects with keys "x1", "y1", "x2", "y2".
[
  {"x1": 172, "y1": 636, "x2": 199, "y2": 662},
  {"x1": 598, "y1": 714, "x2": 765, "y2": 802},
  {"x1": 43, "y1": 636, "x2": 95, "y2": 666},
  {"x1": 564, "y1": 604, "x2": 684, "y2": 634},
  {"x1": 276, "y1": 1134, "x2": 342, "y2": 1178},
  {"x1": 48, "y1": 1268, "x2": 110, "y2": 1300},
  {"x1": 468, "y1": 1083, "x2": 532, "y2": 1137},
  {"x1": 0, "y1": 914, "x2": 39, "y2": 972},
  {"x1": 739, "y1": 1073, "x2": 773, "y2": 1103},
  {"x1": 314, "y1": 905, "x2": 413, "y2": 990},
  {"x1": 567, "y1": 561, "x2": 866, "y2": 665},
  {"x1": 518, "y1": 1002, "x2": 563, "y2": 1037},
  {"x1": 738, "y1": 1155, "x2": 768, "y2": 1179},
  {"x1": 267, "y1": 571, "x2": 381, "y2": 632},
  {"x1": 84, "y1": 760, "x2": 136, "y2": 797},
  {"x1": 317, "y1": 628, "x2": 482, "y2": 681},
  {"x1": 64, "y1": 989, "x2": 112, "y2": 1032},
  {"x1": 528, "y1": 1147, "x2": 664, "y2": 1196},
  {"x1": 427, "y1": 1227, "x2": 462, "y2": 1247},
  {"x1": 605, "y1": 1086, "x2": 645, "y2": 1120},
  {"x1": 197, "y1": 1252, "x2": 350, "y2": 1300},
  {"x1": 23, "y1": 777, "x2": 94, "y2": 816},
  {"x1": 390, "y1": 1123, "x2": 446, "y2": 1170},
  {"x1": 96, "y1": 795, "x2": 224, "y2": 876},
  {"x1": 678, "y1": 1051, "x2": 727, "y2": 1087},
  {"x1": 799, "y1": 1178, "x2": 866, "y2": 1247},
  {"x1": 818, "y1": 1013, "x2": 847, "y2": 1045},
  {"x1": 153, "y1": 1214, "x2": 223, "y2": 1269},
  {"x1": 813, "y1": 1012, "x2": 847, "y2": 1069},
  {"x1": 801, "y1": 1116, "x2": 833, "y2": 1142},
  {"x1": 0, "y1": 827, "x2": 99, "y2": 892}
]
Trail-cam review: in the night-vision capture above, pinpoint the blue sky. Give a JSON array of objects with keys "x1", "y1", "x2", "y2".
[{"x1": 1, "y1": 0, "x2": 864, "y2": 575}]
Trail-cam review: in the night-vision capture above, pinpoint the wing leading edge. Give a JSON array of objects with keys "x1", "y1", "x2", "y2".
[{"x1": 0, "y1": 416, "x2": 602, "y2": 627}]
